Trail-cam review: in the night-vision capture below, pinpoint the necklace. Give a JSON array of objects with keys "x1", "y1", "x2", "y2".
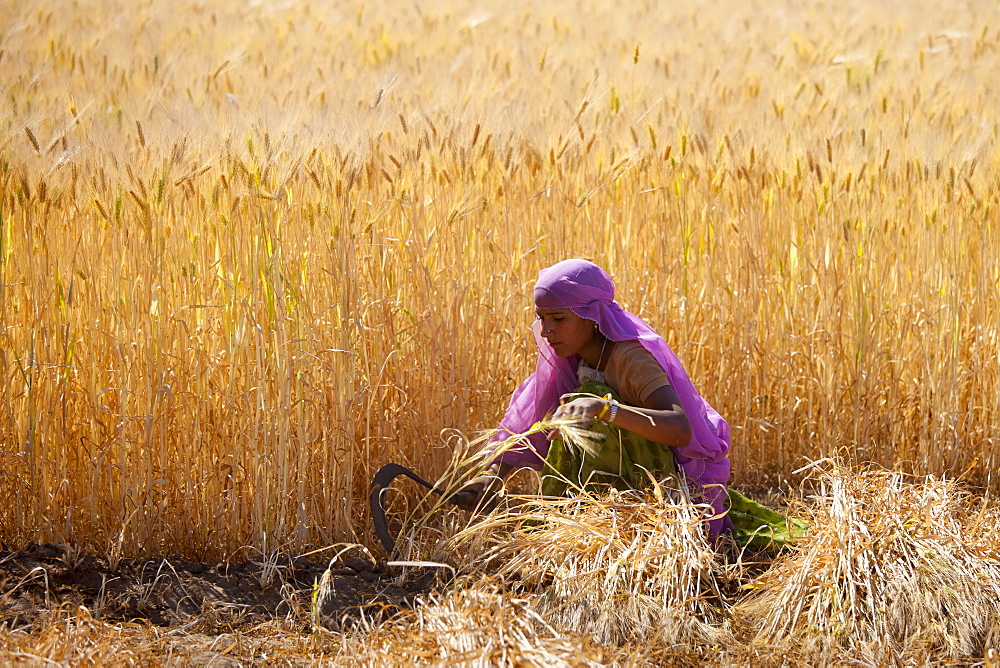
[
  {"x1": 595, "y1": 335, "x2": 609, "y2": 371},
  {"x1": 577, "y1": 333, "x2": 611, "y2": 384}
]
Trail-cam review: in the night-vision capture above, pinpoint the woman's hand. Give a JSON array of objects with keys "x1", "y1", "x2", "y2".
[
  {"x1": 547, "y1": 396, "x2": 611, "y2": 440},
  {"x1": 550, "y1": 387, "x2": 692, "y2": 447},
  {"x1": 450, "y1": 463, "x2": 510, "y2": 511},
  {"x1": 553, "y1": 396, "x2": 609, "y2": 422}
]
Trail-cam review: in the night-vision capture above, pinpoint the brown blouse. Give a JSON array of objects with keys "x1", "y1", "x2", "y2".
[{"x1": 603, "y1": 340, "x2": 672, "y2": 407}]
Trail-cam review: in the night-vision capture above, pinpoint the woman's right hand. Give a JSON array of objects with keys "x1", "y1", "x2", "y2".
[{"x1": 450, "y1": 463, "x2": 508, "y2": 511}]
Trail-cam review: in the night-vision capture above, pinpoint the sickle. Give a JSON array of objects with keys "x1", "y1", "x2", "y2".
[{"x1": 369, "y1": 463, "x2": 477, "y2": 554}]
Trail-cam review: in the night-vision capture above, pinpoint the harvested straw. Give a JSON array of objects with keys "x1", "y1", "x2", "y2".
[
  {"x1": 735, "y1": 462, "x2": 1000, "y2": 663},
  {"x1": 335, "y1": 586, "x2": 612, "y2": 667},
  {"x1": 448, "y1": 481, "x2": 731, "y2": 650}
]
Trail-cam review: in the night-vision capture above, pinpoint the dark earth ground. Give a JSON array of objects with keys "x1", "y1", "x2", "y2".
[{"x1": 0, "y1": 542, "x2": 437, "y2": 634}]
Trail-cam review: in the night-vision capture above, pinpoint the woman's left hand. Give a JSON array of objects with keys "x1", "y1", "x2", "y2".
[
  {"x1": 554, "y1": 396, "x2": 608, "y2": 422},
  {"x1": 551, "y1": 387, "x2": 692, "y2": 447},
  {"x1": 547, "y1": 396, "x2": 610, "y2": 441}
]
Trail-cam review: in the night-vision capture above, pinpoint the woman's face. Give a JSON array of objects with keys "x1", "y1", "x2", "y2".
[{"x1": 535, "y1": 307, "x2": 599, "y2": 358}]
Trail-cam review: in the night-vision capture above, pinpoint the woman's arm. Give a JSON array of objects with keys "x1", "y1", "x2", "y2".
[
  {"x1": 454, "y1": 386, "x2": 690, "y2": 510},
  {"x1": 552, "y1": 385, "x2": 691, "y2": 447}
]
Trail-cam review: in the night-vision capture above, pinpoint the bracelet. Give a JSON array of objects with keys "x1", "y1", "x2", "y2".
[
  {"x1": 596, "y1": 394, "x2": 613, "y2": 420},
  {"x1": 607, "y1": 400, "x2": 619, "y2": 424}
]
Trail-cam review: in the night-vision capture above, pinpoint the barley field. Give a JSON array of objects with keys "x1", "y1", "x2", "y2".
[{"x1": 2, "y1": 0, "x2": 999, "y2": 662}]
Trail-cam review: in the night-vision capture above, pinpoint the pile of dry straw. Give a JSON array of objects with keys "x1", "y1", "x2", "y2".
[{"x1": 344, "y1": 458, "x2": 1000, "y2": 665}]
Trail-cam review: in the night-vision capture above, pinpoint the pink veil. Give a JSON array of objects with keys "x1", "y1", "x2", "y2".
[{"x1": 488, "y1": 259, "x2": 733, "y2": 534}]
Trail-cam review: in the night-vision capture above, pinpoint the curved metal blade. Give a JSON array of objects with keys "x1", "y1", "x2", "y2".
[{"x1": 370, "y1": 463, "x2": 474, "y2": 554}]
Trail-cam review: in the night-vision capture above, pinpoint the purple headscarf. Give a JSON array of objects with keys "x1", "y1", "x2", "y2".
[{"x1": 489, "y1": 259, "x2": 733, "y2": 535}]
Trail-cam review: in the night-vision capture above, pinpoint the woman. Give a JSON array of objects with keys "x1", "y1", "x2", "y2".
[{"x1": 458, "y1": 259, "x2": 800, "y2": 548}]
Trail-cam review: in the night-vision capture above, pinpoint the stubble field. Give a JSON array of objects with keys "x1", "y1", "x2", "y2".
[{"x1": 2, "y1": 0, "x2": 999, "y2": 663}]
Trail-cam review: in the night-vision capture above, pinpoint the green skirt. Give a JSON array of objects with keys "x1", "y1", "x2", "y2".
[{"x1": 541, "y1": 380, "x2": 806, "y2": 552}]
